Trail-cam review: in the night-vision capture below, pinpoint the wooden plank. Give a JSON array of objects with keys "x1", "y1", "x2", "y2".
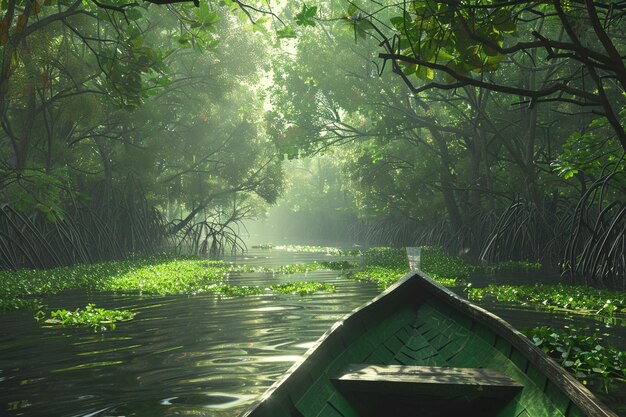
[{"x1": 333, "y1": 364, "x2": 522, "y2": 398}]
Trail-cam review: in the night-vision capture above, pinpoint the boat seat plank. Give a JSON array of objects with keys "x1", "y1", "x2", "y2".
[{"x1": 333, "y1": 364, "x2": 523, "y2": 398}]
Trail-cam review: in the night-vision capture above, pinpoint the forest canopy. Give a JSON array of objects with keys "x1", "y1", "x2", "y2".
[{"x1": 0, "y1": 0, "x2": 623, "y2": 286}]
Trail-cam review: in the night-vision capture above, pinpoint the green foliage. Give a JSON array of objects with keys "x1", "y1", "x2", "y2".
[
  {"x1": 362, "y1": 247, "x2": 408, "y2": 269},
  {"x1": 386, "y1": 0, "x2": 516, "y2": 79},
  {"x1": 421, "y1": 247, "x2": 474, "y2": 285},
  {"x1": 270, "y1": 260, "x2": 358, "y2": 274},
  {"x1": 552, "y1": 110, "x2": 625, "y2": 180},
  {"x1": 480, "y1": 260, "x2": 542, "y2": 272},
  {"x1": 35, "y1": 304, "x2": 135, "y2": 332},
  {"x1": 276, "y1": 26, "x2": 297, "y2": 39},
  {"x1": 273, "y1": 245, "x2": 361, "y2": 256},
  {"x1": 0, "y1": 256, "x2": 350, "y2": 308},
  {"x1": 345, "y1": 247, "x2": 408, "y2": 289},
  {"x1": 0, "y1": 297, "x2": 41, "y2": 311},
  {"x1": 346, "y1": 266, "x2": 405, "y2": 289},
  {"x1": 2, "y1": 170, "x2": 65, "y2": 221},
  {"x1": 0, "y1": 0, "x2": 284, "y2": 268},
  {"x1": 271, "y1": 281, "x2": 335, "y2": 296},
  {"x1": 295, "y1": 4, "x2": 317, "y2": 27},
  {"x1": 467, "y1": 284, "x2": 626, "y2": 316},
  {"x1": 525, "y1": 326, "x2": 626, "y2": 382}
]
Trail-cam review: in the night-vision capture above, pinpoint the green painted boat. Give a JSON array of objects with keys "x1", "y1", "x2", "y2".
[{"x1": 240, "y1": 252, "x2": 617, "y2": 417}]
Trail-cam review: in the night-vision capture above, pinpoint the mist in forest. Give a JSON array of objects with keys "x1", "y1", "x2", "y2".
[{"x1": 0, "y1": 0, "x2": 623, "y2": 284}]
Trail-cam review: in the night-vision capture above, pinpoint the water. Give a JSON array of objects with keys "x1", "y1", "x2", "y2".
[
  {"x1": 1, "y1": 249, "x2": 625, "y2": 416},
  {"x1": 0, "y1": 250, "x2": 378, "y2": 417}
]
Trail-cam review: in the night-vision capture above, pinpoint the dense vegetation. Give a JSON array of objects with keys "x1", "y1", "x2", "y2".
[
  {"x1": 525, "y1": 326, "x2": 626, "y2": 384},
  {"x1": 264, "y1": 0, "x2": 625, "y2": 287},
  {"x1": 0, "y1": 0, "x2": 624, "y2": 411},
  {"x1": 468, "y1": 284, "x2": 626, "y2": 316},
  {"x1": 1, "y1": 0, "x2": 622, "y2": 287},
  {"x1": 0, "y1": 256, "x2": 347, "y2": 311}
]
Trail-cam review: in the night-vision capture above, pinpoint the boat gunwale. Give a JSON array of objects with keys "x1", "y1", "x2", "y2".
[{"x1": 240, "y1": 268, "x2": 618, "y2": 417}]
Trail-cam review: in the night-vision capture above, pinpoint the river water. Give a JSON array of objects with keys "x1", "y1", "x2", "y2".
[{"x1": 0, "y1": 249, "x2": 624, "y2": 416}]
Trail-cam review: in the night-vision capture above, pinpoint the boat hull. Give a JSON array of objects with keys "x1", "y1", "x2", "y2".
[{"x1": 241, "y1": 270, "x2": 616, "y2": 417}]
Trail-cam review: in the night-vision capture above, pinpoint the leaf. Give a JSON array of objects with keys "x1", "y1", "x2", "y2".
[
  {"x1": 390, "y1": 16, "x2": 405, "y2": 31},
  {"x1": 295, "y1": 4, "x2": 317, "y2": 27},
  {"x1": 416, "y1": 65, "x2": 435, "y2": 80},
  {"x1": 125, "y1": 8, "x2": 142, "y2": 21},
  {"x1": 492, "y1": 9, "x2": 516, "y2": 33},
  {"x1": 195, "y1": 3, "x2": 220, "y2": 27},
  {"x1": 276, "y1": 26, "x2": 297, "y2": 39}
]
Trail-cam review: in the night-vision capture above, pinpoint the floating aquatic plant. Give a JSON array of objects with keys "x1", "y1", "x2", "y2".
[
  {"x1": 467, "y1": 284, "x2": 626, "y2": 316},
  {"x1": 35, "y1": 304, "x2": 135, "y2": 332},
  {"x1": 525, "y1": 326, "x2": 626, "y2": 382},
  {"x1": 271, "y1": 282, "x2": 335, "y2": 296},
  {"x1": 273, "y1": 245, "x2": 361, "y2": 256},
  {"x1": 203, "y1": 281, "x2": 336, "y2": 297}
]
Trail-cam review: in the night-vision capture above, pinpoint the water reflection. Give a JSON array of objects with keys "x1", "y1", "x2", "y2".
[
  {"x1": 1, "y1": 251, "x2": 625, "y2": 416},
  {"x1": 0, "y1": 250, "x2": 378, "y2": 417}
]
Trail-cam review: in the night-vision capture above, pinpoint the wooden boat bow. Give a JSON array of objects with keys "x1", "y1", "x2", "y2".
[{"x1": 241, "y1": 248, "x2": 618, "y2": 417}]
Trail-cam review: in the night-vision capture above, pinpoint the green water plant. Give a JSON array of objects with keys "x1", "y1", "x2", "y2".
[
  {"x1": 0, "y1": 255, "x2": 353, "y2": 310},
  {"x1": 347, "y1": 266, "x2": 405, "y2": 289},
  {"x1": 480, "y1": 260, "x2": 542, "y2": 272},
  {"x1": 420, "y1": 247, "x2": 474, "y2": 285},
  {"x1": 346, "y1": 247, "x2": 474, "y2": 289},
  {"x1": 269, "y1": 261, "x2": 359, "y2": 274},
  {"x1": 0, "y1": 298, "x2": 41, "y2": 311},
  {"x1": 315, "y1": 260, "x2": 358, "y2": 270},
  {"x1": 362, "y1": 247, "x2": 408, "y2": 269},
  {"x1": 103, "y1": 260, "x2": 229, "y2": 295},
  {"x1": 467, "y1": 284, "x2": 626, "y2": 316},
  {"x1": 525, "y1": 326, "x2": 626, "y2": 383},
  {"x1": 202, "y1": 281, "x2": 336, "y2": 297},
  {"x1": 273, "y1": 245, "x2": 361, "y2": 256},
  {"x1": 0, "y1": 256, "x2": 234, "y2": 309},
  {"x1": 35, "y1": 304, "x2": 136, "y2": 332},
  {"x1": 271, "y1": 282, "x2": 336, "y2": 296},
  {"x1": 345, "y1": 247, "x2": 408, "y2": 289}
]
